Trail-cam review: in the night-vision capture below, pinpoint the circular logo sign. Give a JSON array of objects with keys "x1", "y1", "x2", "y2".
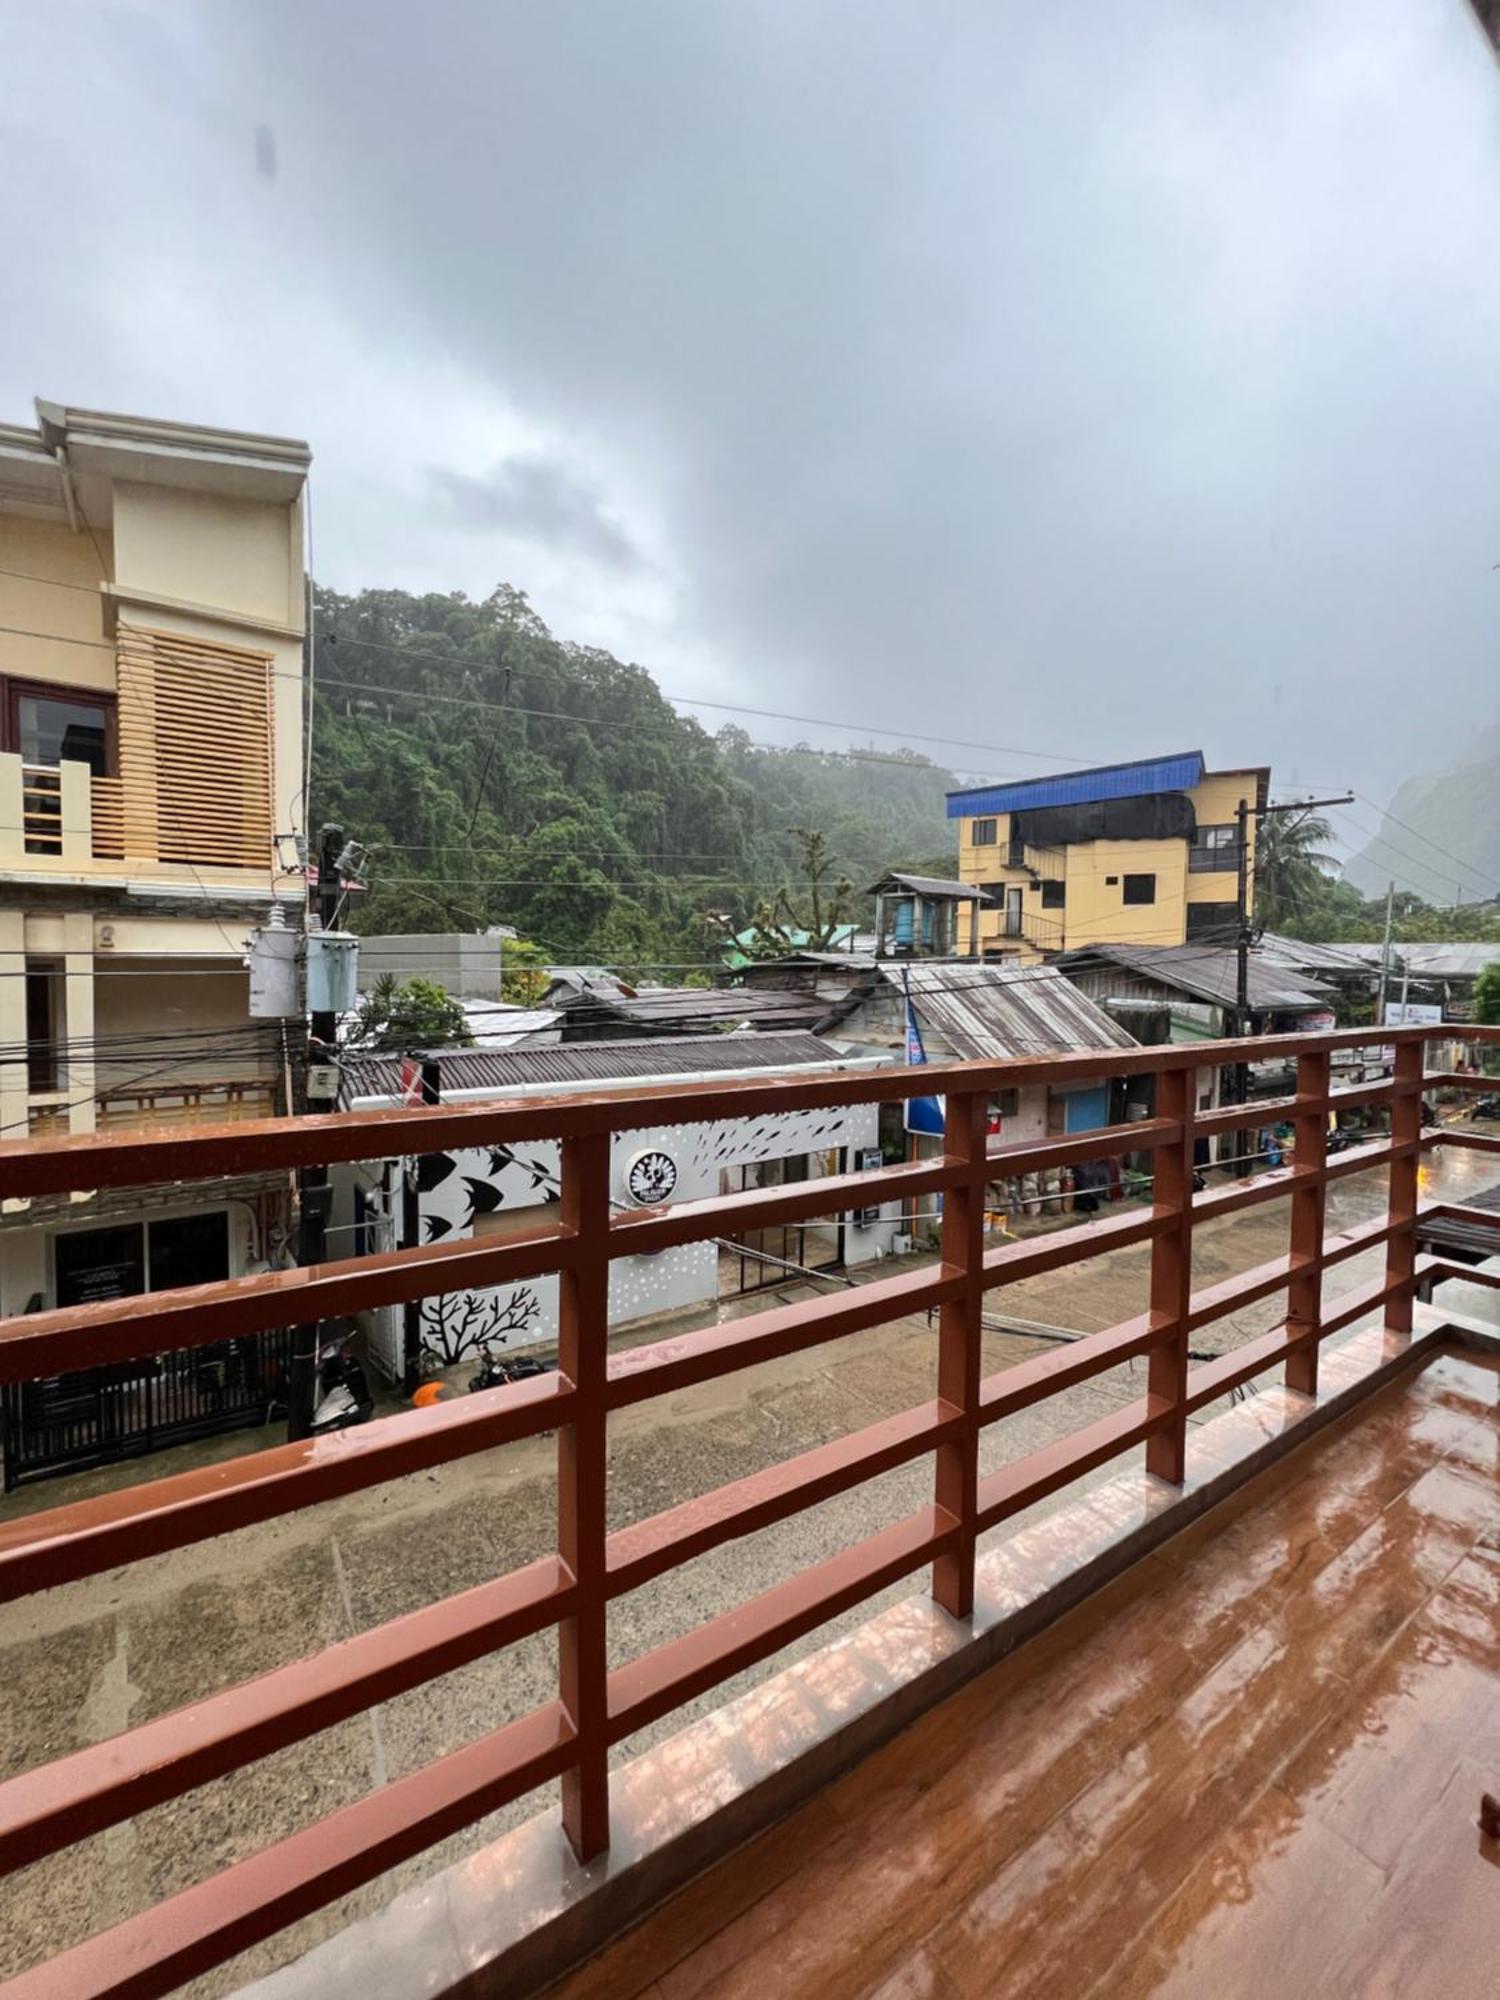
[{"x1": 624, "y1": 1148, "x2": 678, "y2": 1206}]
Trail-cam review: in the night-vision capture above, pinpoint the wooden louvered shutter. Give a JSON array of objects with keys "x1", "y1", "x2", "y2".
[{"x1": 116, "y1": 625, "x2": 275, "y2": 869}]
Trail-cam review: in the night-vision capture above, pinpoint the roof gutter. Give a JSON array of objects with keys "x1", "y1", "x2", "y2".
[{"x1": 345, "y1": 1053, "x2": 890, "y2": 1114}]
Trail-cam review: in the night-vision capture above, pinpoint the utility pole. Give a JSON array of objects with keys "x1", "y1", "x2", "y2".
[
  {"x1": 1229, "y1": 791, "x2": 1354, "y2": 1177},
  {"x1": 1375, "y1": 880, "x2": 1396, "y2": 1027},
  {"x1": 287, "y1": 822, "x2": 347, "y2": 1441}
]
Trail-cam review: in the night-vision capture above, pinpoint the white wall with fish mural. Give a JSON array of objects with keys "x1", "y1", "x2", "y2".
[{"x1": 351, "y1": 1095, "x2": 897, "y2": 1373}]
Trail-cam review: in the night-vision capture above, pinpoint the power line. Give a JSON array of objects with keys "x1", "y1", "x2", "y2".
[{"x1": 1350, "y1": 789, "x2": 1500, "y2": 898}]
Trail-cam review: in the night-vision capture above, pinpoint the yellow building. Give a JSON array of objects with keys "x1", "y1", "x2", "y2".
[
  {"x1": 951, "y1": 752, "x2": 1269, "y2": 962},
  {"x1": 0, "y1": 398, "x2": 309, "y2": 1336}
]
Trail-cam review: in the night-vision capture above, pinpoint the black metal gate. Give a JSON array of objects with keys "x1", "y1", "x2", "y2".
[
  {"x1": 1, "y1": 1331, "x2": 291, "y2": 1491},
  {"x1": 721, "y1": 1153, "x2": 846, "y2": 1296}
]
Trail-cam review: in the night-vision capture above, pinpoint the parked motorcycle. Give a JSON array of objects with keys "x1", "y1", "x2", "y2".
[
  {"x1": 467, "y1": 1344, "x2": 549, "y2": 1394},
  {"x1": 310, "y1": 1338, "x2": 375, "y2": 1433}
]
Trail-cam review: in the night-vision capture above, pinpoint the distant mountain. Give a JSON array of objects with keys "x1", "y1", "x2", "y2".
[{"x1": 1342, "y1": 721, "x2": 1500, "y2": 907}]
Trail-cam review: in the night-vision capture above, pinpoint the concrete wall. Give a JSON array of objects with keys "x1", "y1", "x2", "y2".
[
  {"x1": 356, "y1": 935, "x2": 502, "y2": 1001},
  {"x1": 111, "y1": 481, "x2": 303, "y2": 631},
  {"x1": 343, "y1": 1090, "x2": 898, "y2": 1375},
  {"x1": 0, "y1": 1195, "x2": 259, "y2": 1318}
]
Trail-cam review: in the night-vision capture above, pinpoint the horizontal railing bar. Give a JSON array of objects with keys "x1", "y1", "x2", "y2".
[
  {"x1": 1185, "y1": 1254, "x2": 1297, "y2": 1332},
  {"x1": 1183, "y1": 1214, "x2": 1402, "y2": 1336},
  {"x1": 1183, "y1": 1270, "x2": 1414, "y2": 1412},
  {"x1": 0, "y1": 1556, "x2": 575, "y2": 1875},
  {"x1": 978, "y1": 1312, "x2": 1165, "y2": 1422},
  {"x1": 1425, "y1": 1260, "x2": 1500, "y2": 1292},
  {"x1": 1192, "y1": 1078, "x2": 1416, "y2": 1141},
  {"x1": 974, "y1": 1396, "x2": 1173, "y2": 1532},
  {"x1": 1424, "y1": 1072, "x2": 1500, "y2": 1092},
  {"x1": 1330, "y1": 1078, "x2": 1418, "y2": 1114},
  {"x1": 0, "y1": 1224, "x2": 577, "y2": 1384},
  {"x1": 610, "y1": 1155, "x2": 961, "y2": 1258},
  {"x1": 1322, "y1": 1137, "x2": 1418, "y2": 1183},
  {"x1": 0, "y1": 1702, "x2": 578, "y2": 2000},
  {"x1": 606, "y1": 1503, "x2": 959, "y2": 1743},
  {"x1": 1183, "y1": 1327, "x2": 1300, "y2": 1411},
  {"x1": 981, "y1": 1208, "x2": 1167, "y2": 1290},
  {"x1": 1193, "y1": 1095, "x2": 1298, "y2": 1138},
  {"x1": 1190, "y1": 1162, "x2": 1307, "y2": 1222},
  {"x1": 1419, "y1": 1201, "x2": 1500, "y2": 1231},
  {"x1": 4, "y1": 1025, "x2": 1491, "y2": 1198},
  {"x1": 986, "y1": 1117, "x2": 1181, "y2": 1179},
  {"x1": 606, "y1": 1400, "x2": 961, "y2": 1597},
  {"x1": 1428, "y1": 1129, "x2": 1500, "y2": 1155},
  {"x1": 605, "y1": 1265, "x2": 963, "y2": 1409},
  {"x1": 0, "y1": 1371, "x2": 575, "y2": 1603}
]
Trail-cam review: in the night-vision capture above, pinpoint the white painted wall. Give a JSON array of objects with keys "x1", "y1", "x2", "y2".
[{"x1": 345, "y1": 1087, "x2": 899, "y2": 1373}]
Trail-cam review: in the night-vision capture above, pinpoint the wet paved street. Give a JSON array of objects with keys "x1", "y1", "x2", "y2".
[{"x1": 1, "y1": 1140, "x2": 1497, "y2": 1992}]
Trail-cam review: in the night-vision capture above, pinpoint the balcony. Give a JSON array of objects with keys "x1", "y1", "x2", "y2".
[
  {"x1": 94, "y1": 1074, "x2": 279, "y2": 1132},
  {"x1": 0, "y1": 1027, "x2": 1496, "y2": 1998}
]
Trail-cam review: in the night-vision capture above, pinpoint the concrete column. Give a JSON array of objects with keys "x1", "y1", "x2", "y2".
[
  {"x1": 0, "y1": 910, "x2": 27, "y2": 1144},
  {"x1": 59, "y1": 760, "x2": 91, "y2": 863},
  {"x1": 0, "y1": 754, "x2": 24, "y2": 865},
  {"x1": 63, "y1": 912, "x2": 96, "y2": 1139}
]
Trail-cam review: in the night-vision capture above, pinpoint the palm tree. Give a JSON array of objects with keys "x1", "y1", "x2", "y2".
[{"x1": 1252, "y1": 810, "x2": 1338, "y2": 930}]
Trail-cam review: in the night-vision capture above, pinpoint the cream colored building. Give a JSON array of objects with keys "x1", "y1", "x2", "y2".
[
  {"x1": 951, "y1": 753, "x2": 1268, "y2": 964},
  {"x1": 0, "y1": 399, "x2": 309, "y2": 1326}
]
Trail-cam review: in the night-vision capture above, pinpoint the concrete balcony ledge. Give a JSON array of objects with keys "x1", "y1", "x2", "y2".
[{"x1": 235, "y1": 1306, "x2": 1498, "y2": 2000}]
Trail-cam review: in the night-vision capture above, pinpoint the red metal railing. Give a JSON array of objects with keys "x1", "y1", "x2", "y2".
[{"x1": 0, "y1": 1024, "x2": 1496, "y2": 1999}]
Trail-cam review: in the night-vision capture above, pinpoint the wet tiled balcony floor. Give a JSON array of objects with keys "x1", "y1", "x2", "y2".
[{"x1": 553, "y1": 1346, "x2": 1500, "y2": 2000}]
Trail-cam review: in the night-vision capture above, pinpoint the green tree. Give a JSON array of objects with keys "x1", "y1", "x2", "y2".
[
  {"x1": 355, "y1": 974, "x2": 473, "y2": 1050},
  {"x1": 1253, "y1": 811, "x2": 1338, "y2": 930},
  {"x1": 737, "y1": 828, "x2": 854, "y2": 958},
  {"x1": 1474, "y1": 961, "x2": 1500, "y2": 1027},
  {"x1": 499, "y1": 938, "x2": 550, "y2": 1006}
]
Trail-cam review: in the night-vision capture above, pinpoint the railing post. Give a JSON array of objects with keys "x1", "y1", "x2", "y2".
[
  {"x1": 1146, "y1": 1066, "x2": 1194, "y2": 1483},
  {"x1": 932, "y1": 1088, "x2": 988, "y2": 1620},
  {"x1": 557, "y1": 1130, "x2": 611, "y2": 1861},
  {"x1": 1384, "y1": 1038, "x2": 1423, "y2": 1336},
  {"x1": 1286, "y1": 1048, "x2": 1329, "y2": 1395}
]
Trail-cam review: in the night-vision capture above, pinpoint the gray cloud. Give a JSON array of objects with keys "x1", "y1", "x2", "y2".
[
  {"x1": 430, "y1": 455, "x2": 640, "y2": 570},
  {"x1": 4, "y1": 0, "x2": 1500, "y2": 850}
]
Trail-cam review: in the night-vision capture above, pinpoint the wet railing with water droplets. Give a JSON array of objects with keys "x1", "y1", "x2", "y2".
[{"x1": 0, "y1": 1023, "x2": 1496, "y2": 1999}]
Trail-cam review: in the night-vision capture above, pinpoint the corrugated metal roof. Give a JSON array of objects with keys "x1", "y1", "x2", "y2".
[
  {"x1": 866, "y1": 871, "x2": 993, "y2": 901},
  {"x1": 558, "y1": 985, "x2": 829, "y2": 1031},
  {"x1": 340, "y1": 1032, "x2": 854, "y2": 1103},
  {"x1": 819, "y1": 961, "x2": 1137, "y2": 1059},
  {"x1": 945, "y1": 751, "x2": 1206, "y2": 820},
  {"x1": 1054, "y1": 944, "x2": 1333, "y2": 1012},
  {"x1": 1256, "y1": 933, "x2": 1377, "y2": 978},
  {"x1": 1337, "y1": 942, "x2": 1500, "y2": 978},
  {"x1": 457, "y1": 1001, "x2": 562, "y2": 1048}
]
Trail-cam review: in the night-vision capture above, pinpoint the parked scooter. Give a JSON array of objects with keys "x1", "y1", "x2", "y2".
[
  {"x1": 467, "y1": 1344, "x2": 549, "y2": 1394},
  {"x1": 310, "y1": 1337, "x2": 375, "y2": 1433}
]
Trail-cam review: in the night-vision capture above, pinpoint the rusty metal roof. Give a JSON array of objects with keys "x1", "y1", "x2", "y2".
[
  {"x1": 819, "y1": 961, "x2": 1137, "y2": 1059},
  {"x1": 340, "y1": 1031, "x2": 854, "y2": 1103},
  {"x1": 555, "y1": 985, "x2": 829, "y2": 1033},
  {"x1": 1054, "y1": 944, "x2": 1334, "y2": 1013}
]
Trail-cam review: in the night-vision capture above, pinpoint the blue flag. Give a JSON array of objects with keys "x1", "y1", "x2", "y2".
[{"x1": 902, "y1": 966, "x2": 945, "y2": 1136}]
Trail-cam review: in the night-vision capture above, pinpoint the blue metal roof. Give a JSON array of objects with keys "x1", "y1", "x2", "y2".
[{"x1": 946, "y1": 751, "x2": 1205, "y2": 820}]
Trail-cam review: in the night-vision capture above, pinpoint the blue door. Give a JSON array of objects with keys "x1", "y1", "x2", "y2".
[{"x1": 1062, "y1": 1084, "x2": 1109, "y2": 1133}]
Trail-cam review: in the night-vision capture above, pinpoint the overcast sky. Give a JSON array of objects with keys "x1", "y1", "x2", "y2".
[{"x1": 4, "y1": 0, "x2": 1499, "y2": 853}]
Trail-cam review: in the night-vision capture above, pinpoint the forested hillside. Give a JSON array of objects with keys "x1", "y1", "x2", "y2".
[{"x1": 309, "y1": 584, "x2": 956, "y2": 966}]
